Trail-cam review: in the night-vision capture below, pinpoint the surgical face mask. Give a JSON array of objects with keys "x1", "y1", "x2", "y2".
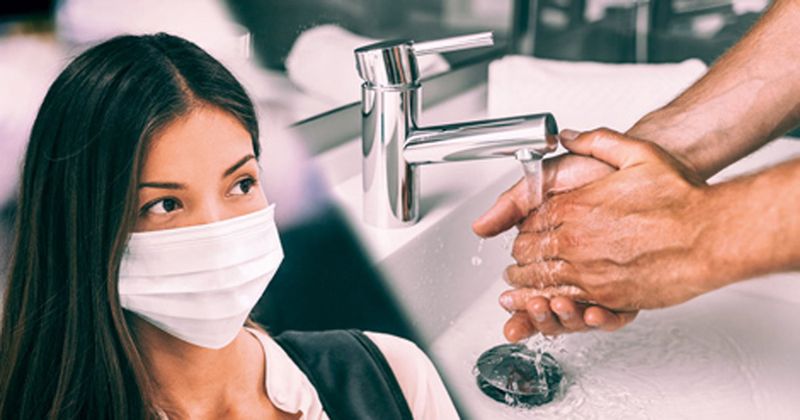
[{"x1": 118, "y1": 204, "x2": 283, "y2": 349}]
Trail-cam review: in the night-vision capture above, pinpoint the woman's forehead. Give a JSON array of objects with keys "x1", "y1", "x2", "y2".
[{"x1": 142, "y1": 107, "x2": 254, "y2": 179}]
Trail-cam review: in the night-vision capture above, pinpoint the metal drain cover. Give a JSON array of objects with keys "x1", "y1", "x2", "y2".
[{"x1": 475, "y1": 343, "x2": 563, "y2": 407}]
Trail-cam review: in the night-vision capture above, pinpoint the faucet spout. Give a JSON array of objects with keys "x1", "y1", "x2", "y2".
[
  {"x1": 404, "y1": 113, "x2": 558, "y2": 165},
  {"x1": 356, "y1": 32, "x2": 560, "y2": 228}
]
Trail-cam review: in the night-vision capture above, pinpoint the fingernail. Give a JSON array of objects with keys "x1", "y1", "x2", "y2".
[
  {"x1": 499, "y1": 294, "x2": 513, "y2": 310},
  {"x1": 559, "y1": 129, "x2": 579, "y2": 142},
  {"x1": 506, "y1": 326, "x2": 519, "y2": 342},
  {"x1": 557, "y1": 311, "x2": 573, "y2": 321},
  {"x1": 534, "y1": 312, "x2": 547, "y2": 322}
]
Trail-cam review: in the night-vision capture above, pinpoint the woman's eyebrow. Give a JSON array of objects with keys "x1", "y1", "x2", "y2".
[
  {"x1": 223, "y1": 154, "x2": 255, "y2": 178},
  {"x1": 137, "y1": 154, "x2": 255, "y2": 189},
  {"x1": 138, "y1": 181, "x2": 186, "y2": 190}
]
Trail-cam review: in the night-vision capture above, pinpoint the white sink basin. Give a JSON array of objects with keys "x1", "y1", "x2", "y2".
[
  {"x1": 433, "y1": 278, "x2": 800, "y2": 419},
  {"x1": 316, "y1": 83, "x2": 800, "y2": 418}
]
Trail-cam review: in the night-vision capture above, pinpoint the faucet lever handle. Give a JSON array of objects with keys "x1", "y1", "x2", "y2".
[{"x1": 412, "y1": 32, "x2": 494, "y2": 56}]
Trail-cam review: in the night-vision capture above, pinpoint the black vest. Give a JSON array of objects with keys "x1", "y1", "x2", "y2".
[{"x1": 273, "y1": 330, "x2": 415, "y2": 420}]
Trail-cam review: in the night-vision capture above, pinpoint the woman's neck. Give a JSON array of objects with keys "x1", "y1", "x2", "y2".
[{"x1": 132, "y1": 318, "x2": 268, "y2": 418}]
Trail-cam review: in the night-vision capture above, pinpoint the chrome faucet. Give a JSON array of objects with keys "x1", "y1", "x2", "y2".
[{"x1": 355, "y1": 32, "x2": 558, "y2": 228}]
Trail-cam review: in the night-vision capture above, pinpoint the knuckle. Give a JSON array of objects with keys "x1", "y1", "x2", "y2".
[
  {"x1": 546, "y1": 193, "x2": 573, "y2": 216},
  {"x1": 519, "y1": 215, "x2": 537, "y2": 232},
  {"x1": 505, "y1": 265, "x2": 531, "y2": 287},
  {"x1": 634, "y1": 139, "x2": 660, "y2": 158},
  {"x1": 531, "y1": 298, "x2": 550, "y2": 312},
  {"x1": 511, "y1": 235, "x2": 528, "y2": 262},
  {"x1": 550, "y1": 259, "x2": 570, "y2": 279},
  {"x1": 503, "y1": 266, "x2": 516, "y2": 285},
  {"x1": 593, "y1": 127, "x2": 614, "y2": 137},
  {"x1": 557, "y1": 228, "x2": 580, "y2": 249}
]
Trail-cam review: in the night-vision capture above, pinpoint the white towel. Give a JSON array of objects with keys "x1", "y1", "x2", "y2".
[
  {"x1": 488, "y1": 56, "x2": 708, "y2": 133},
  {"x1": 285, "y1": 25, "x2": 451, "y2": 106}
]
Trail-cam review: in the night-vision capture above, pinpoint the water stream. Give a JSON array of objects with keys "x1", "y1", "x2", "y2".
[{"x1": 473, "y1": 150, "x2": 566, "y2": 408}]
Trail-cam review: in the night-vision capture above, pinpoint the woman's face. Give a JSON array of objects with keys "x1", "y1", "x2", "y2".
[{"x1": 134, "y1": 106, "x2": 267, "y2": 233}]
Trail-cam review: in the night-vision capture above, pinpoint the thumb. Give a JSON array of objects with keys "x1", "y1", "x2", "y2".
[
  {"x1": 560, "y1": 128, "x2": 656, "y2": 170},
  {"x1": 472, "y1": 153, "x2": 616, "y2": 237},
  {"x1": 472, "y1": 177, "x2": 529, "y2": 238}
]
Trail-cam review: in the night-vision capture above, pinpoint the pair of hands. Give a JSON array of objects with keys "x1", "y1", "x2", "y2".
[{"x1": 473, "y1": 128, "x2": 713, "y2": 341}]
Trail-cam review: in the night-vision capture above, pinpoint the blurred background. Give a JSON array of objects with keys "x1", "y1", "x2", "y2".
[{"x1": 0, "y1": 0, "x2": 772, "y2": 338}]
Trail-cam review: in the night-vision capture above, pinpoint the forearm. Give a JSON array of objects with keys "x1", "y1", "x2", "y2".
[
  {"x1": 700, "y1": 157, "x2": 800, "y2": 292},
  {"x1": 627, "y1": 0, "x2": 800, "y2": 179}
]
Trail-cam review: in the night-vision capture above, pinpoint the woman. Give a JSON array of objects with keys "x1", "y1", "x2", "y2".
[{"x1": 0, "y1": 33, "x2": 457, "y2": 419}]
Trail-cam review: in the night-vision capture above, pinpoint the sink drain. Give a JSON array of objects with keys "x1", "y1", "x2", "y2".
[{"x1": 475, "y1": 343, "x2": 563, "y2": 407}]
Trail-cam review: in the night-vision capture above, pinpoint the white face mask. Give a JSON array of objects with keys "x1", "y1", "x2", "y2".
[{"x1": 118, "y1": 204, "x2": 283, "y2": 349}]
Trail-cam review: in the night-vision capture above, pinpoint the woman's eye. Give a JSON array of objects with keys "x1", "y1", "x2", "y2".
[
  {"x1": 143, "y1": 198, "x2": 182, "y2": 215},
  {"x1": 230, "y1": 177, "x2": 257, "y2": 196}
]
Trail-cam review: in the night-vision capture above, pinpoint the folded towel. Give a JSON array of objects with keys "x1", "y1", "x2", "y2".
[
  {"x1": 488, "y1": 56, "x2": 707, "y2": 133},
  {"x1": 285, "y1": 25, "x2": 451, "y2": 106}
]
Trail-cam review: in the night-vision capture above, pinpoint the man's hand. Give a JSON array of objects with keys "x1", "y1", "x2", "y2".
[
  {"x1": 499, "y1": 293, "x2": 638, "y2": 339},
  {"x1": 503, "y1": 128, "x2": 717, "y2": 311},
  {"x1": 477, "y1": 0, "x2": 800, "y2": 340},
  {"x1": 473, "y1": 141, "x2": 637, "y2": 339},
  {"x1": 473, "y1": 152, "x2": 614, "y2": 236}
]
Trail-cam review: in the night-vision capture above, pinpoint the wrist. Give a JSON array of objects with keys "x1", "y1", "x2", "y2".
[
  {"x1": 697, "y1": 162, "x2": 800, "y2": 290},
  {"x1": 693, "y1": 180, "x2": 754, "y2": 292},
  {"x1": 627, "y1": 107, "x2": 713, "y2": 179}
]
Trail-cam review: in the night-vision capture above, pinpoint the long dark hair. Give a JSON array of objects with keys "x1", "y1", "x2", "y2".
[{"x1": 0, "y1": 33, "x2": 260, "y2": 419}]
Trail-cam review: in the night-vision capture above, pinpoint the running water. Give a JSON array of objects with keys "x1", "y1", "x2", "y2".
[
  {"x1": 473, "y1": 150, "x2": 566, "y2": 408},
  {"x1": 518, "y1": 153, "x2": 544, "y2": 211}
]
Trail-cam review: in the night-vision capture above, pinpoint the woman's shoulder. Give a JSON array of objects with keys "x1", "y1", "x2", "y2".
[
  {"x1": 363, "y1": 332, "x2": 459, "y2": 420},
  {"x1": 248, "y1": 327, "x2": 458, "y2": 419},
  {"x1": 362, "y1": 332, "x2": 430, "y2": 370}
]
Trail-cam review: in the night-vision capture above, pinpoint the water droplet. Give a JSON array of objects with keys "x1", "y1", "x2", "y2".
[{"x1": 471, "y1": 256, "x2": 483, "y2": 266}]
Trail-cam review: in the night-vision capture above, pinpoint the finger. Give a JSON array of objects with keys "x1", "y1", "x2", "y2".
[
  {"x1": 584, "y1": 306, "x2": 639, "y2": 331},
  {"x1": 500, "y1": 287, "x2": 589, "y2": 311},
  {"x1": 517, "y1": 191, "x2": 571, "y2": 233},
  {"x1": 472, "y1": 178, "x2": 529, "y2": 238},
  {"x1": 473, "y1": 152, "x2": 615, "y2": 238},
  {"x1": 504, "y1": 311, "x2": 537, "y2": 342},
  {"x1": 525, "y1": 297, "x2": 564, "y2": 336},
  {"x1": 511, "y1": 230, "x2": 558, "y2": 264},
  {"x1": 549, "y1": 296, "x2": 590, "y2": 332},
  {"x1": 542, "y1": 153, "x2": 615, "y2": 196},
  {"x1": 504, "y1": 261, "x2": 587, "y2": 294},
  {"x1": 560, "y1": 128, "x2": 657, "y2": 170},
  {"x1": 500, "y1": 288, "x2": 549, "y2": 312}
]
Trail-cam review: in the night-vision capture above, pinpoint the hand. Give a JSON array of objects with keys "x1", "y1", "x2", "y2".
[
  {"x1": 504, "y1": 128, "x2": 716, "y2": 311},
  {"x1": 500, "y1": 295, "x2": 638, "y2": 341},
  {"x1": 473, "y1": 152, "x2": 613, "y2": 237},
  {"x1": 472, "y1": 144, "x2": 635, "y2": 338}
]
